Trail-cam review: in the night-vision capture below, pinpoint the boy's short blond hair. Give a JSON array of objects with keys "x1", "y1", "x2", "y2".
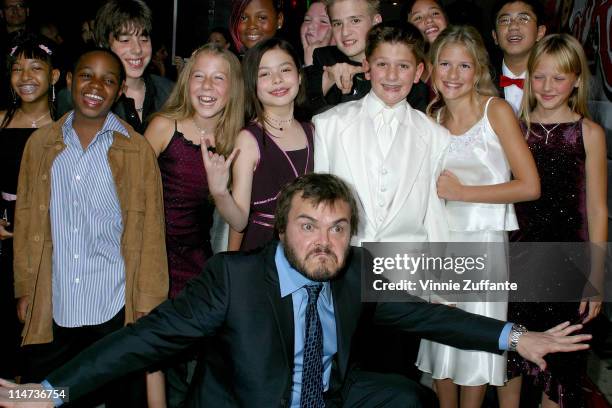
[{"x1": 324, "y1": 0, "x2": 380, "y2": 16}]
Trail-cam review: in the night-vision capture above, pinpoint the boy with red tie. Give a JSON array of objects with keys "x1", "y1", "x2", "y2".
[{"x1": 491, "y1": 0, "x2": 546, "y2": 114}]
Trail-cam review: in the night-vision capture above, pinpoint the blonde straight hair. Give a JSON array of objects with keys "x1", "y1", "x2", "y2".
[
  {"x1": 155, "y1": 44, "x2": 245, "y2": 157},
  {"x1": 324, "y1": 0, "x2": 380, "y2": 16},
  {"x1": 427, "y1": 25, "x2": 498, "y2": 117},
  {"x1": 520, "y1": 33, "x2": 590, "y2": 127}
]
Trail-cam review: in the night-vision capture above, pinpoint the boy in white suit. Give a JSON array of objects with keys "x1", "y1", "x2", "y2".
[
  {"x1": 313, "y1": 21, "x2": 451, "y2": 383},
  {"x1": 314, "y1": 22, "x2": 450, "y2": 245}
]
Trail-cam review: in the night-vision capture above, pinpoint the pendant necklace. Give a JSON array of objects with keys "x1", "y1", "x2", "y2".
[
  {"x1": 192, "y1": 119, "x2": 217, "y2": 152},
  {"x1": 19, "y1": 109, "x2": 50, "y2": 128},
  {"x1": 264, "y1": 114, "x2": 293, "y2": 132},
  {"x1": 538, "y1": 122, "x2": 561, "y2": 144},
  {"x1": 192, "y1": 119, "x2": 214, "y2": 136},
  {"x1": 134, "y1": 81, "x2": 146, "y2": 115}
]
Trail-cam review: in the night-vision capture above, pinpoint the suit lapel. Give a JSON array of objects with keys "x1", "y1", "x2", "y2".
[
  {"x1": 264, "y1": 245, "x2": 295, "y2": 371},
  {"x1": 338, "y1": 100, "x2": 377, "y2": 228},
  {"x1": 330, "y1": 279, "x2": 352, "y2": 381}
]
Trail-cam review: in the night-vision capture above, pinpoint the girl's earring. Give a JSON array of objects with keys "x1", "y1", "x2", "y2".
[
  {"x1": 52, "y1": 84, "x2": 56, "y2": 102},
  {"x1": 11, "y1": 90, "x2": 17, "y2": 105}
]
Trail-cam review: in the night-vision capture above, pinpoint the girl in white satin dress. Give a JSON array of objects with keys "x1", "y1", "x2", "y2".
[{"x1": 415, "y1": 25, "x2": 540, "y2": 407}]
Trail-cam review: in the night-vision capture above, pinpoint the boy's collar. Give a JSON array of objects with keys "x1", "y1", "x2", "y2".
[
  {"x1": 365, "y1": 90, "x2": 407, "y2": 121},
  {"x1": 62, "y1": 111, "x2": 130, "y2": 139},
  {"x1": 501, "y1": 60, "x2": 526, "y2": 79}
]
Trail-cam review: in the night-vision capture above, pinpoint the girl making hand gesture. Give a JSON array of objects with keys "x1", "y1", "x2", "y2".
[
  {"x1": 145, "y1": 44, "x2": 244, "y2": 298},
  {"x1": 203, "y1": 38, "x2": 313, "y2": 251}
]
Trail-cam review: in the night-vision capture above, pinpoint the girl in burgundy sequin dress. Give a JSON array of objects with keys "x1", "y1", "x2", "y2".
[
  {"x1": 145, "y1": 44, "x2": 245, "y2": 298},
  {"x1": 203, "y1": 38, "x2": 313, "y2": 251},
  {"x1": 144, "y1": 44, "x2": 244, "y2": 406},
  {"x1": 507, "y1": 34, "x2": 606, "y2": 408}
]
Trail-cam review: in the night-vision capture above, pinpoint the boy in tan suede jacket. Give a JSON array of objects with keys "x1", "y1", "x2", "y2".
[{"x1": 13, "y1": 49, "x2": 167, "y2": 405}]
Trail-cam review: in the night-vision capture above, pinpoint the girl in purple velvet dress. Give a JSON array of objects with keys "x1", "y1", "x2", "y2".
[
  {"x1": 144, "y1": 44, "x2": 245, "y2": 298},
  {"x1": 203, "y1": 38, "x2": 313, "y2": 251},
  {"x1": 506, "y1": 34, "x2": 606, "y2": 408}
]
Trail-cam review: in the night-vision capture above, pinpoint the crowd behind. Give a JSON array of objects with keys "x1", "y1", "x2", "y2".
[{"x1": 0, "y1": 0, "x2": 607, "y2": 407}]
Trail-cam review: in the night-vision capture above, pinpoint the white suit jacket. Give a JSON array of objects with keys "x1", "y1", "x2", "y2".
[{"x1": 313, "y1": 94, "x2": 450, "y2": 245}]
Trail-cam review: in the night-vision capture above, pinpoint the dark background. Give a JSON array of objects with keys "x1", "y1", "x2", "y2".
[{"x1": 25, "y1": 0, "x2": 498, "y2": 58}]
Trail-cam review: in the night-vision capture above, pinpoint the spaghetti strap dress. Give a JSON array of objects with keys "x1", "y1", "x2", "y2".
[
  {"x1": 240, "y1": 121, "x2": 314, "y2": 251},
  {"x1": 417, "y1": 97, "x2": 516, "y2": 386},
  {"x1": 157, "y1": 122, "x2": 215, "y2": 298}
]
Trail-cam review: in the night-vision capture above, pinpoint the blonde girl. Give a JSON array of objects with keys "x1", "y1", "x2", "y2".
[
  {"x1": 416, "y1": 25, "x2": 539, "y2": 408},
  {"x1": 144, "y1": 44, "x2": 244, "y2": 407},
  {"x1": 507, "y1": 33, "x2": 606, "y2": 408}
]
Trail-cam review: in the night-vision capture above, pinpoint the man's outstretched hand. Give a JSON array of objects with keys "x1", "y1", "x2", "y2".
[{"x1": 516, "y1": 321, "x2": 591, "y2": 370}]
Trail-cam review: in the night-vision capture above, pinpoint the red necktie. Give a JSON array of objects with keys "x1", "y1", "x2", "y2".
[{"x1": 500, "y1": 75, "x2": 524, "y2": 89}]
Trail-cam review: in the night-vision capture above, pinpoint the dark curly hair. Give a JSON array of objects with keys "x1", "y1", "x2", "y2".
[{"x1": 275, "y1": 173, "x2": 360, "y2": 237}]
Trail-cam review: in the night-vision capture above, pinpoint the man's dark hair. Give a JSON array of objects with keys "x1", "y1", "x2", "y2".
[
  {"x1": 491, "y1": 0, "x2": 545, "y2": 26},
  {"x1": 94, "y1": 0, "x2": 153, "y2": 49},
  {"x1": 365, "y1": 22, "x2": 426, "y2": 64},
  {"x1": 73, "y1": 47, "x2": 126, "y2": 85},
  {"x1": 275, "y1": 173, "x2": 360, "y2": 236},
  {"x1": 209, "y1": 26, "x2": 231, "y2": 44}
]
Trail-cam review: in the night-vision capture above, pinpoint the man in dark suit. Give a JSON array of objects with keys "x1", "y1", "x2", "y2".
[{"x1": 0, "y1": 174, "x2": 591, "y2": 408}]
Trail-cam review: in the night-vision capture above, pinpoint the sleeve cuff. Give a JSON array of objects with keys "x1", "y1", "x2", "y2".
[
  {"x1": 41, "y1": 380, "x2": 64, "y2": 407},
  {"x1": 499, "y1": 322, "x2": 514, "y2": 350}
]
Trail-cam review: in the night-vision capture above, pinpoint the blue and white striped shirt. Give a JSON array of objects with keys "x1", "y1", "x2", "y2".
[{"x1": 50, "y1": 112, "x2": 128, "y2": 327}]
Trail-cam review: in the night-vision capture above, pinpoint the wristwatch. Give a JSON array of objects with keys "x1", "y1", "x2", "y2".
[{"x1": 508, "y1": 323, "x2": 528, "y2": 352}]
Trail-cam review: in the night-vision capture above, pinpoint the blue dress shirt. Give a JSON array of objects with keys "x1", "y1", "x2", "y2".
[{"x1": 275, "y1": 243, "x2": 337, "y2": 408}]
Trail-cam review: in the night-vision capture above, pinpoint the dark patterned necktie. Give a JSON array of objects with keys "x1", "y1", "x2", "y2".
[{"x1": 300, "y1": 284, "x2": 324, "y2": 408}]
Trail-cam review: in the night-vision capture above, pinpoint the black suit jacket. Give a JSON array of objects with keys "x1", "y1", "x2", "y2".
[
  {"x1": 47, "y1": 242, "x2": 505, "y2": 408},
  {"x1": 303, "y1": 46, "x2": 429, "y2": 117},
  {"x1": 490, "y1": 54, "x2": 505, "y2": 97}
]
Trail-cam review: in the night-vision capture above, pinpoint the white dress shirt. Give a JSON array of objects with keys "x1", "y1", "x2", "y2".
[{"x1": 501, "y1": 61, "x2": 525, "y2": 115}]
